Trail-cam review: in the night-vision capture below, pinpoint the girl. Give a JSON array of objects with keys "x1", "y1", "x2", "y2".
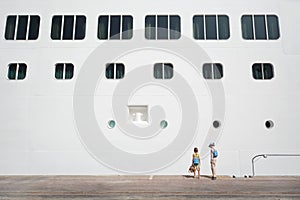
[{"x1": 192, "y1": 147, "x2": 200, "y2": 179}]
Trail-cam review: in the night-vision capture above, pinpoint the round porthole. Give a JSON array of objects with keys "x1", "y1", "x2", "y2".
[
  {"x1": 213, "y1": 120, "x2": 221, "y2": 129},
  {"x1": 160, "y1": 120, "x2": 168, "y2": 129},
  {"x1": 265, "y1": 120, "x2": 274, "y2": 129},
  {"x1": 108, "y1": 120, "x2": 116, "y2": 129}
]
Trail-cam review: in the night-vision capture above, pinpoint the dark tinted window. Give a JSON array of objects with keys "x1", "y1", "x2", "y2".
[
  {"x1": 17, "y1": 64, "x2": 27, "y2": 80},
  {"x1": 75, "y1": 16, "x2": 86, "y2": 40},
  {"x1": 252, "y1": 64, "x2": 263, "y2": 79},
  {"x1": 106, "y1": 63, "x2": 114, "y2": 79},
  {"x1": 16, "y1": 16, "x2": 28, "y2": 40},
  {"x1": 193, "y1": 16, "x2": 204, "y2": 39},
  {"x1": 157, "y1": 15, "x2": 168, "y2": 39},
  {"x1": 206, "y1": 15, "x2": 217, "y2": 40},
  {"x1": 145, "y1": 15, "x2": 181, "y2": 40},
  {"x1": 252, "y1": 63, "x2": 274, "y2": 80},
  {"x1": 5, "y1": 16, "x2": 16, "y2": 40},
  {"x1": 28, "y1": 16, "x2": 40, "y2": 40},
  {"x1": 110, "y1": 16, "x2": 121, "y2": 39},
  {"x1": 254, "y1": 15, "x2": 267, "y2": 40},
  {"x1": 154, "y1": 63, "x2": 163, "y2": 79},
  {"x1": 8, "y1": 63, "x2": 27, "y2": 80},
  {"x1": 51, "y1": 15, "x2": 86, "y2": 40},
  {"x1": 51, "y1": 16, "x2": 62, "y2": 40},
  {"x1": 116, "y1": 63, "x2": 125, "y2": 79},
  {"x1": 241, "y1": 15, "x2": 254, "y2": 39},
  {"x1": 203, "y1": 63, "x2": 223, "y2": 79},
  {"x1": 213, "y1": 63, "x2": 223, "y2": 79},
  {"x1": 242, "y1": 14, "x2": 280, "y2": 40},
  {"x1": 122, "y1": 16, "x2": 133, "y2": 39},
  {"x1": 106, "y1": 63, "x2": 125, "y2": 79},
  {"x1": 55, "y1": 63, "x2": 74, "y2": 80},
  {"x1": 55, "y1": 64, "x2": 64, "y2": 79},
  {"x1": 8, "y1": 64, "x2": 17, "y2": 80},
  {"x1": 145, "y1": 15, "x2": 156, "y2": 39},
  {"x1": 170, "y1": 16, "x2": 181, "y2": 39},
  {"x1": 154, "y1": 63, "x2": 173, "y2": 79},
  {"x1": 263, "y1": 64, "x2": 274, "y2": 79},
  {"x1": 98, "y1": 15, "x2": 133, "y2": 40},
  {"x1": 218, "y1": 15, "x2": 230, "y2": 39},
  {"x1": 5, "y1": 15, "x2": 40, "y2": 40},
  {"x1": 193, "y1": 15, "x2": 230, "y2": 40},
  {"x1": 98, "y1": 16, "x2": 108, "y2": 39},
  {"x1": 203, "y1": 63, "x2": 212, "y2": 79},
  {"x1": 63, "y1": 16, "x2": 74, "y2": 40},
  {"x1": 65, "y1": 64, "x2": 74, "y2": 79},
  {"x1": 164, "y1": 63, "x2": 173, "y2": 79},
  {"x1": 267, "y1": 15, "x2": 280, "y2": 40}
]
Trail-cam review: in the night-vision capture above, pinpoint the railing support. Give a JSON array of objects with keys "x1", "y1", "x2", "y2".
[{"x1": 251, "y1": 154, "x2": 300, "y2": 177}]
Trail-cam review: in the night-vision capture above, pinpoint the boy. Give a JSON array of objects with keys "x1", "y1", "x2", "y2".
[{"x1": 209, "y1": 143, "x2": 217, "y2": 180}]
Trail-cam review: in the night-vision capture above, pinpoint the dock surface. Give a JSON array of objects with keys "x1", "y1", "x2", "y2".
[{"x1": 0, "y1": 175, "x2": 299, "y2": 199}]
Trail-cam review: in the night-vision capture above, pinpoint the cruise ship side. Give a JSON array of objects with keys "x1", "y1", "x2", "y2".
[{"x1": 0, "y1": 0, "x2": 299, "y2": 176}]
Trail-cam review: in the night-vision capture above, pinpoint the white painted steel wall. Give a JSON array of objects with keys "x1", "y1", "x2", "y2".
[{"x1": 0, "y1": 0, "x2": 299, "y2": 176}]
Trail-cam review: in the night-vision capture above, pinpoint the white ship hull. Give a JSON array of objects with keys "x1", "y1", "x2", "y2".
[{"x1": 0, "y1": 0, "x2": 299, "y2": 176}]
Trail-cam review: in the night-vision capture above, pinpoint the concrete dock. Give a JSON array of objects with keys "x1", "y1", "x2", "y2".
[{"x1": 0, "y1": 175, "x2": 299, "y2": 199}]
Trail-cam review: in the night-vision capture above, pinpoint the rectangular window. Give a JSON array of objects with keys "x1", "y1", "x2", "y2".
[
  {"x1": 242, "y1": 14, "x2": 280, "y2": 40},
  {"x1": 145, "y1": 15, "x2": 156, "y2": 39},
  {"x1": 203, "y1": 63, "x2": 223, "y2": 79},
  {"x1": 51, "y1": 16, "x2": 62, "y2": 39},
  {"x1": 145, "y1": 15, "x2": 181, "y2": 40},
  {"x1": 252, "y1": 63, "x2": 274, "y2": 80},
  {"x1": 8, "y1": 64, "x2": 17, "y2": 80},
  {"x1": 206, "y1": 15, "x2": 217, "y2": 40},
  {"x1": 254, "y1": 15, "x2": 267, "y2": 40},
  {"x1": 267, "y1": 15, "x2": 280, "y2": 40},
  {"x1": 75, "y1": 16, "x2": 86, "y2": 40},
  {"x1": 98, "y1": 16, "x2": 108, "y2": 39},
  {"x1": 16, "y1": 16, "x2": 28, "y2": 40},
  {"x1": 154, "y1": 63, "x2": 173, "y2": 79},
  {"x1": 65, "y1": 64, "x2": 74, "y2": 79},
  {"x1": 5, "y1": 16, "x2": 16, "y2": 40},
  {"x1": 213, "y1": 63, "x2": 223, "y2": 79},
  {"x1": 17, "y1": 64, "x2": 27, "y2": 79},
  {"x1": 98, "y1": 15, "x2": 133, "y2": 40},
  {"x1": 55, "y1": 63, "x2": 74, "y2": 80},
  {"x1": 241, "y1": 15, "x2": 254, "y2": 39},
  {"x1": 157, "y1": 15, "x2": 168, "y2": 40},
  {"x1": 193, "y1": 16, "x2": 204, "y2": 40},
  {"x1": 110, "y1": 16, "x2": 121, "y2": 39},
  {"x1": 28, "y1": 16, "x2": 40, "y2": 40},
  {"x1": 263, "y1": 64, "x2": 273, "y2": 79},
  {"x1": 252, "y1": 64, "x2": 263, "y2": 79},
  {"x1": 154, "y1": 63, "x2": 163, "y2": 79},
  {"x1": 7, "y1": 63, "x2": 27, "y2": 80},
  {"x1": 105, "y1": 63, "x2": 125, "y2": 79},
  {"x1": 164, "y1": 63, "x2": 173, "y2": 79},
  {"x1": 63, "y1": 16, "x2": 74, "y2": 40},
  {"x1": 106, "y1": 63, "x2": 114, "y2": 79},
  {"x1": 170, "y1": 15, "x2": 181, "y2": 39},
  {"x1": 5, "y1": 15, "x2": 40, "y2": 40},
  {"x1": 51, "y1": 15, "x2": 86, "y2": 40},
  {"x1": 218, "y1": 15, "x2": 230, "y2": 40},
  {"x1": 193, "y1": 15, "x2": 230, "y2": 40},
  {"x1": 116, "y1": 63, "x2": 125, "y2": 79},
  {"x1": 122, "y1": 16, "x2": 133, "y2": 39},
  {"x1": 55, "y1": 63, "x2": 64, "y2": 79},
  {"x1": 203, "y1": 63, "x2": 212, "y2": 79}
]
